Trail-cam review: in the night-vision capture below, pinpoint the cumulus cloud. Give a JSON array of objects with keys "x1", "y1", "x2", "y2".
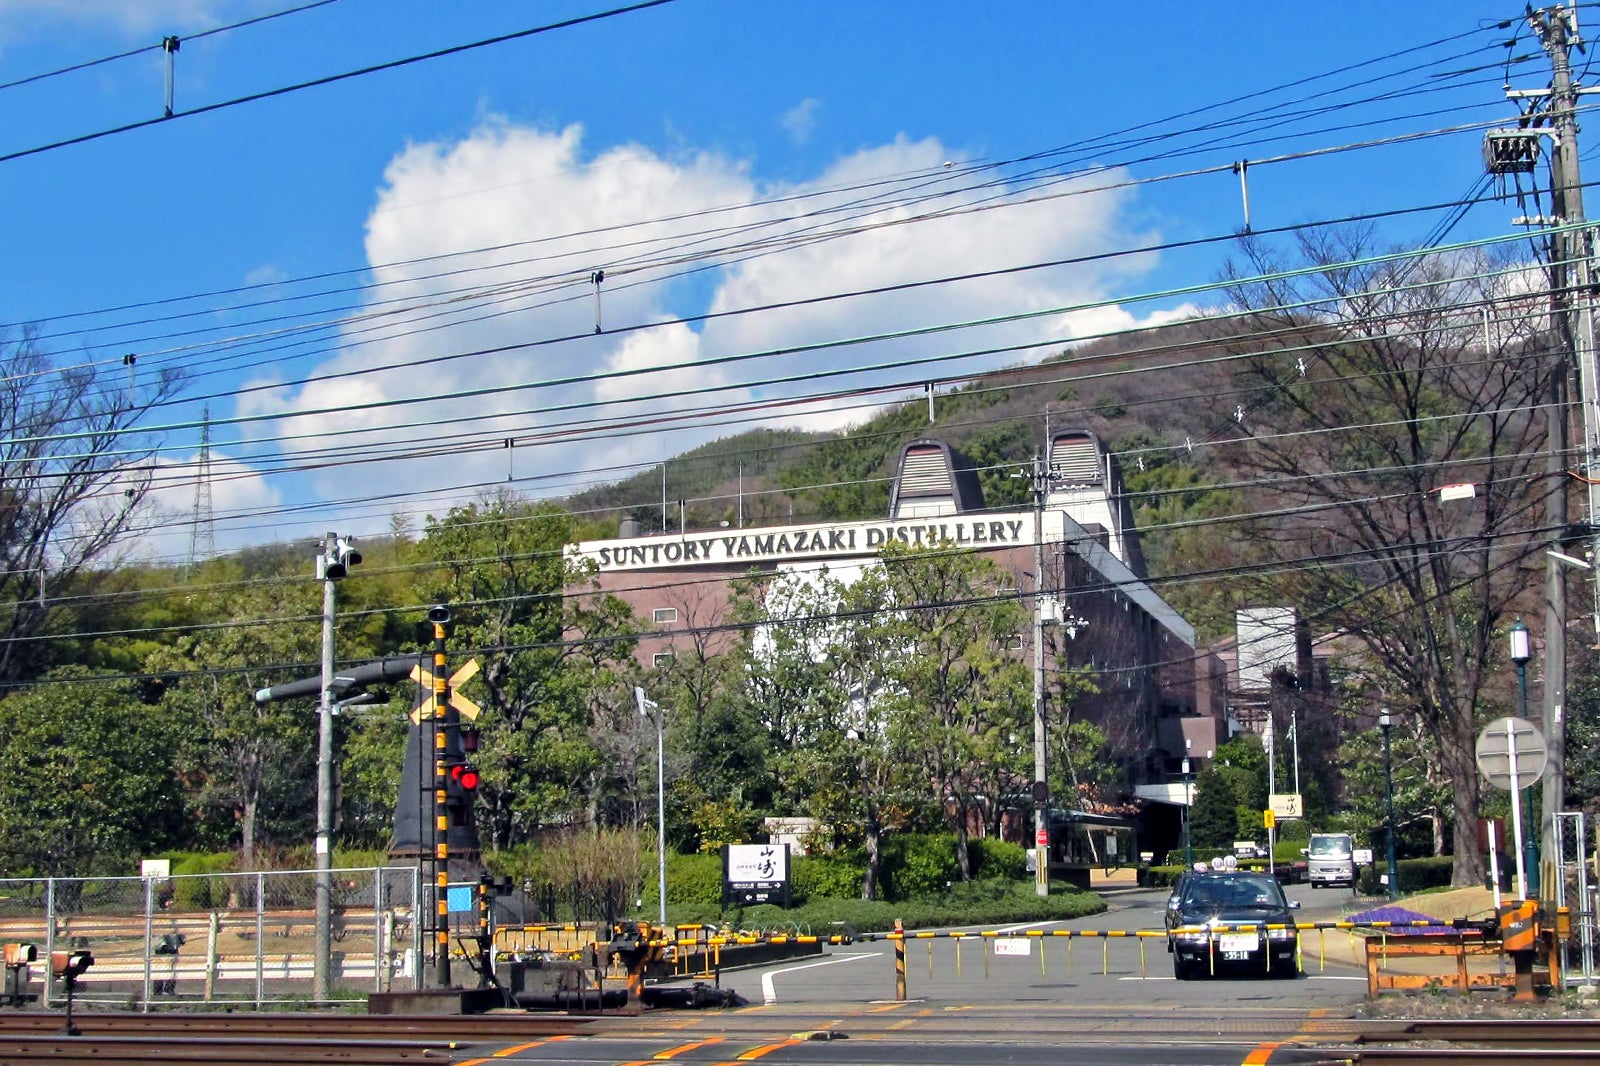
[{"x1": 238, "y1": 116, "x2": 1171, "y2": 518}]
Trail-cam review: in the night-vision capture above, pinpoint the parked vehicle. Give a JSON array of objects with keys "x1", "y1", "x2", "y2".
[
  {"x1": 1164, "y1": 870, "x2": 1300, "y2": 980},
  {"x1": 1303, "y1": 832, "x2": 1356, "y2": 888}
]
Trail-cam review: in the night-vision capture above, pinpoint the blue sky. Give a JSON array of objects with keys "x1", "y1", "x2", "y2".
[{"x1": 0, "y1": 0, "x2": 1552, "y2": 558}]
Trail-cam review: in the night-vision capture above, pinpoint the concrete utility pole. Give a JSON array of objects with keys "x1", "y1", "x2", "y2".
[
  {"x1": 312, "y1": 533, "x2": 361, "y2": 1001},
  {"x1": 1016, "y1": 449, "x2": 1063, "y2": 897},
  {"x1": 1528, "y1": 4, "x2": 1592, "y2": 902},
  {"x1": 315, "y1": 551, "x2": 335, "y2": 1003}
]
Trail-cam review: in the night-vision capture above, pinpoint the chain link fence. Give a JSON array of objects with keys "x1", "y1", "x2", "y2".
[{"x1": 0, "y1": 866, "x2": 422, "y2": 1008}]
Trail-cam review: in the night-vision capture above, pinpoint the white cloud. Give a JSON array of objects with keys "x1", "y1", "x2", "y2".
[
  {"x1": 698, "y1": 136, "x2": 1162, "y2": 431},
  {"x1": 136, "y1": 449, "x2": 283, "y2": 563},
  {"x1": 781, "y1": 98, "x2": 821, "y2": 145},
  {"x1": 237, "y1": 118, "x2": 1170, "y2": 519}
]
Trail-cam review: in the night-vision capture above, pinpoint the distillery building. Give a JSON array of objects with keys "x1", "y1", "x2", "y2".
[{"x1": 566, "y1": 429, "x2": 1200, "y2": 856}]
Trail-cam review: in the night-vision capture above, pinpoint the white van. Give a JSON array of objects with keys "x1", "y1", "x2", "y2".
[{"x1": 1304, "y1": 833, "x2": 1355, "y2": 888}]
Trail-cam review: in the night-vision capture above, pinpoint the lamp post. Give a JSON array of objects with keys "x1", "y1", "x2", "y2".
[
  {"x1": 1508, "y1": 619, "x2": 1539, "y2": 899},
  {"x1": 635, "y1": 687, "x2": 667, "y2": 927},
  {"x1": 1182, "y1": 748, "x2": 1193, "y2": 870},
  {"x1": 1378, "y1": 712, "x2": 1399, "y2": 901}
]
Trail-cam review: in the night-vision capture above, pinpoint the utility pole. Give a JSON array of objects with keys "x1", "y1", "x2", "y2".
[
  {"x1": 313, "y1": 533, "x2": 361, "y2": 1002},
  {"x1": 1015, "y1": 448, "x2": 1062, "y2": 898},
  {"x1": 1526, "y1": 4, "x2": 1592, "y2": 903}
]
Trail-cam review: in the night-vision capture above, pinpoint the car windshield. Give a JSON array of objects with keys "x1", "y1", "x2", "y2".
[
  {"x1": 1309, "y1": 838, "x2": 1349, "y2": 857},
  {"x1": 1185, "y1": 876, "x2": 1282, "y2": 908}
]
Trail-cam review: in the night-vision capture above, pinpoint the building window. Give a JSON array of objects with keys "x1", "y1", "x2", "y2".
[
  {"x1": 652, "y1": 651, "x2": 675, "y2": 668},
  {"x1": 653, "y1": 607, "x2": 678, "y2": 624}
]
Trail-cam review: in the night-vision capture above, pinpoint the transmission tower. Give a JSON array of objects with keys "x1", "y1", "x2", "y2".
[{"x1": 187, "y1": 405, "x2": 215, "y2": 570}]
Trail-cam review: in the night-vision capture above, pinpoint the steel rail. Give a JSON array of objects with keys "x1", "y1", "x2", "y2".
[
  {"x1": 0, "y1": 1010, "x2": 593, "y2": 1041},
  {"x1": 0, "y1": 1034, "x2": 454, "y2": 1065}
]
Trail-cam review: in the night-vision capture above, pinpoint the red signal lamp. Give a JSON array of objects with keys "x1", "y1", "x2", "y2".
[{"x1": 450, "y1": 763, "x2": 479, "y2": 792}]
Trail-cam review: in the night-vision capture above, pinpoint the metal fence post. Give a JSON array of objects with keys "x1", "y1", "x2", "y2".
[
  {"x1": 42, "y1": 879, "x2": 55, "y2": 1010},
  {"x1": 254, "y1": 871, "x2": 266, "y2": 1008},
  {"x1": 141, "y1": 875, "x2": 155, "y2": 1009},
  {"x1": 205, "y1": 910, "x2": 219, "y2": 1002},
  {"x1": 372, "y1": 868, "x2": 384, "y2": 993},
  {"x1": 416, "y1": 864, "x2": 428, "y2": 985}
]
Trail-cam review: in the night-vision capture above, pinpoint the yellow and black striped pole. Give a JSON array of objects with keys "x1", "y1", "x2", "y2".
[
  {"x1": 432, "y1": 616, "x2": 451, "y2": 988},
  {"x1": 894, "y1": 918, "x2": 906, "y2": 1000}
]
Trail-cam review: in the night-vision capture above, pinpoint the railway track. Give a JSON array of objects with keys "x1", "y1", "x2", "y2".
[
  {"x1": 0, "y1": 1009, "x2": 596, "y2": 1065},
  {"x1": 1345, "y1": 1018, "x2": 1600, "y2": 1063}
]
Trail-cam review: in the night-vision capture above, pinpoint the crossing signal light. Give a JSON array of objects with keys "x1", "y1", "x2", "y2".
[
  {"x1": 450, "y1": 761, "x2": 479, "y2": 794},
  {"x1": 320, "y1": 535, "x2": 362, "y2": 581}
]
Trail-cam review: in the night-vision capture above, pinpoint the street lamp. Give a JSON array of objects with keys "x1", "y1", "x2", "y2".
[
  {"x1": 634, "y1": 687, "x2": 667, "y2": 927},
  {"x1": 1508, "y1": 618, "x2": 1539, "y2": 899},
  {"x1": 1378, "y1": 712, "x2": 1399, "y2": 901},
  {"x1": 1182, "y1": 743, "x2": 1193, "y2": 870}
]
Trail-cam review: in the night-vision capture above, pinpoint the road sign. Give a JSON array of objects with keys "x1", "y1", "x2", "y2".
[
  {"x1": 1475, "y1": 716, "x2": 1548, "y2": 790},
  {"x1": 1262, "y1": 809, "x2": 1276, "y2": 829},
  {"x1": 1269, "y1": 793, "x2": 1303, "y2": 818},
  {"x1": 410, "y1": 658, "x2": 482, "y2": 723}
]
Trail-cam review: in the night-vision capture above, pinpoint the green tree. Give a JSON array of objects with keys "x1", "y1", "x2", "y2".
[
  {"x1": 145, "y1": 581, "x2": 325, "y2": 863},
  {"x1": 1337, "y1": 711, "x2": 1450, "y2": 858},
  {"x1": 0, "y1": 672, "x2": 184, "y2": 876},
  {"x1": 851, "y1": 541, "x2": 1031, "y2": 881},
  {"x1": 417, "y1": 492, "x2": 635, "y2": 847}
]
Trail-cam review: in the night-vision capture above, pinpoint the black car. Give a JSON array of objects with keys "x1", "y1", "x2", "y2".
[{"x1": 1164, "y1": 870, "x2": 1300, "y2": 979}]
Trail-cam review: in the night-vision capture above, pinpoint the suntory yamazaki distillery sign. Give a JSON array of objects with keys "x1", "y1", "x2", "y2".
[{"x1": 572, "y1": 514, "x2": 1035, "y2": 572}]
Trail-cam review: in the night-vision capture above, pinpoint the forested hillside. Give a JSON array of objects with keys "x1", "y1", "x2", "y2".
[{"x1": 3, "y1": 241, "x2": 1598, "y2": 889}]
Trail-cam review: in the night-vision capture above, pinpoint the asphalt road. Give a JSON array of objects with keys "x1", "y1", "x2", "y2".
[{"x1": 448, "y1": 883, "x2": 1381, "y2": 1066}]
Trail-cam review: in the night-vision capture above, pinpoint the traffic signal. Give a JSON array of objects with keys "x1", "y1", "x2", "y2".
[
  {"x1": 449, "y1": 761, "x2": 480, "y2": 795},
  {"x1": 320, "y1": 534, "x2": 362, "y2": 581}
]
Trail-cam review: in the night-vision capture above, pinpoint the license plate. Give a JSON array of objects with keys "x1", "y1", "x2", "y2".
[
  {"x1": 1222, "y1": 951, "x2": 1249, "y2": 961},
  {"x1": 1219, "y1": 934, "x2": 1257, "y2": 953}
]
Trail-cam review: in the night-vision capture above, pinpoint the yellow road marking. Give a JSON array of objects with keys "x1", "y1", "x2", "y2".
[
  {"x1": 654, "y1": 1037, "x2": 725, "y2": 1059},
  {"x1": 1242, "y1": 1040, "x2": 1283, "y2": 1064},
  {"x1": 735, "y1": 1039, "x2": 798, "y2": 1060},
  {"x1": 455, "y1": 1033, "x2": 571, "y2": 1065}
]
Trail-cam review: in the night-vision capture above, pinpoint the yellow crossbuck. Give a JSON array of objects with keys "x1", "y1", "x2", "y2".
[{"x1": 409, "y1": 658, "x2": 481, "y2": 723}]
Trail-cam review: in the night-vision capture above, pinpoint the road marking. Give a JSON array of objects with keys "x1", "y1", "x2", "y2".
[
  {"x1": 761, "y1": 950, "x2": 879, "y2": 1005},
  {"x1": 995, "y1": 919, "x2": 1071, "y2": 933},
  {"x1": 455, "y1": 1034, "x2": 571, "y2": 1064},
  {"x1": 1242, "y1": 1040, "x2": 1282, "y2": 1064},
  {"x1": 654, "y1": 1037, "x2": 725, "y2": 1058}
]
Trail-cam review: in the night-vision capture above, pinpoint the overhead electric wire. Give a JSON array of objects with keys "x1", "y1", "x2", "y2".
[
  {"x1": 0, "y1": 0, "x2": 682, "y2": 167},
  {"x1": 2, "y1": 35, "x2": 1526, "y2": 400},
  {"x1": 0, "y1": 0, "x2": 346, "y2": 94}
]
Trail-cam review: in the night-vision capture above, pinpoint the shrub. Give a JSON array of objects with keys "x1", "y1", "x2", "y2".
[
  {"x1": 968, "y1": 838, "x2": 1027, "y2": 880},
  {"x1": 793, "y1": 854, "x2": 864, "y2": 901},
  {"x1": 666, "y1": 880, "x2": 1106, "y2": 933},
  {"x1": 1357, "y1": 855, "x2": 1455, "y2": 896},
  {"x1": 1144, "y1": 864, "x2": 1186, "y2": 889},
  {"x1": 662, "y1": 851, "x2": 723, "y2": 906},
  {"x1": 882, "y1": 833, "x2": 959, "y2": 901}
]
